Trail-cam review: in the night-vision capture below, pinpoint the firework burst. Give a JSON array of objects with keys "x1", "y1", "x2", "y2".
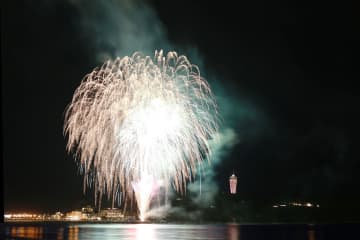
[{"x1": 64, "y1": 50, "x2": 218, "y2": 219}]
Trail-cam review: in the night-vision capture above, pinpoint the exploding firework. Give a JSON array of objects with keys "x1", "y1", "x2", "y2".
[{"x1": 64, "y1": 50, "x2": 218, "y2": 220}]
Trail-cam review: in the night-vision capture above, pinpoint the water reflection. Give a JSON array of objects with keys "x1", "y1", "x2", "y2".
[
  {"x1": 57, "y1": 227, "x2": 65, "y2": 240},
  {"x1": 77, "y1": 224, "x2": 226, "y2": 240},
  {"x1": 68, "y1": 225, "x2": 79, "y2": 240},
  {"x1": 228, "y1": 224, "x2": 240, "y2": 240},
  {"x1": 135, "y1": 224, "x2": 156, "y2": 240},
  {"x1": 308, "y1": 229, "x2": 316, "y2": 240},
  {"x1": 8, "y1": 226, "x2": 43, "y2": 239},
  {"x1": 3, "y1": 223, "x2": 353, "y2": 240}
]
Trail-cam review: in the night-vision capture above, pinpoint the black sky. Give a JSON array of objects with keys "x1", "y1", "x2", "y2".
[{"x1": 2, "y1": 0, "x2": 359, "y2": 214}]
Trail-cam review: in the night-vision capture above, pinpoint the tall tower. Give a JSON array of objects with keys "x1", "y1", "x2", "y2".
[{"x1": 229, "y1": 173, "x2": 237, "y2": 194}]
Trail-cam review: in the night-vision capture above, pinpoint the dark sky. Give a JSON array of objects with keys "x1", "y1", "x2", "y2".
[{"x1": 2, "y1": 0, "x2": 359, "y2": 213}]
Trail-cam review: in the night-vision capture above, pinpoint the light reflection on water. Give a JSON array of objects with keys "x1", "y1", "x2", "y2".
[
  {"x1": 8, "y1": 226, "x2": 44, "y2": 239},
  {"x1": 76, "y1": 224, "x2": 227, "y2": 240},
  {"x1": 1, "y1": 223, "x2": 356, "y2": 240},
  {"x1": 228, "y1": 224, "x2": 239, "y2": 240},
  {"x1": 308, "y1": 229, "x2": 316, "y2": 240}
]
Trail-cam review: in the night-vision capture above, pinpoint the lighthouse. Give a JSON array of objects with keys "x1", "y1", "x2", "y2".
[{"x1": 229, "y1": 173, "x2": 237, "y2": 194}]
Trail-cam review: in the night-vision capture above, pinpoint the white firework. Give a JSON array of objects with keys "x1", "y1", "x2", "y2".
[{"x1": 64, "y1": 50, "x2": 218, "y2": 220}]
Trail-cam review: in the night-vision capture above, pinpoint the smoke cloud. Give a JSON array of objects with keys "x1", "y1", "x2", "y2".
[
  {"x1": 67, "y1": 0, "x2": 172, "y2": 61},
  {"x1": 188, "y1": 129, "x2": 238, "y2": 204}
]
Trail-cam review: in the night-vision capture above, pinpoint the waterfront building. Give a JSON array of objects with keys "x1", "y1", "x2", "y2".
[{"x1": 99, "y1": 208, "x2": 124, "y2": 220}]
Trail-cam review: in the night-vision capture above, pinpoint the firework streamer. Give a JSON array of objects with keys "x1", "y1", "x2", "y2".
[{"x1": 64, "y1": 50, "x2": 218, "y2": 220}]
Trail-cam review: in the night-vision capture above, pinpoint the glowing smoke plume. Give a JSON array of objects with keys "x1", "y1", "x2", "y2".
[{"x1": 64, "y1": 50, "x2": 218, "y2": 220}]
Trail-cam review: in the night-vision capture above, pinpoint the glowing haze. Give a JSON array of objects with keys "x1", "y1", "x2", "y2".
[{"x1": 64, "y1": 50, "x2": 218, "y2": 220}]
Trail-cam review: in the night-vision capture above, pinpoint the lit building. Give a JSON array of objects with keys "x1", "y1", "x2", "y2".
[
  {"x1": 81, "y1": 206, "x2": 94, "y2": 214},
  {"x1": 65, "y1": 211, "x2": 83, "y2": 221},
  {"x1": 51, "y1": 212, "x2": 64, "y2": 220},
  {"x1": 229, "y1": 173, "x2": 237, "y2": 194},
  {"x1": 4, "y1": 213, "x2": 40, "y2": 221},
  {"x1": 99, "y1": 208, "x2": 124, "y2": 220}
]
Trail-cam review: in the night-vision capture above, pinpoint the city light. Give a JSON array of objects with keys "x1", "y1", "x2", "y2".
[{"x1": 272, "y1": 202, "x2": 320, "y2": 208}]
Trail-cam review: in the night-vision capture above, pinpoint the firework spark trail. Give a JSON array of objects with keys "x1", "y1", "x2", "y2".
[
  {"x1": 132, "y1": 174, "x2": 160, "y2": 221},
  {"x1": 64, "y1": 50, "x2": 218, "y2": 219}
]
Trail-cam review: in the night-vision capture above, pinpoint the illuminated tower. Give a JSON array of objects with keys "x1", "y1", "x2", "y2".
[{"x1": 229, "y1": 173, "x2": 237, "y2": 194}]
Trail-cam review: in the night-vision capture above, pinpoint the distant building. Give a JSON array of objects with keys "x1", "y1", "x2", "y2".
[
  {"x1": 65, "y1": 211, "x2": 85, "y2": 221},
  {"x1": 99, "y1": 208, "x2": 124, "y2": 220},
  {"x1": 51, "y1": 212, "x2": 64, "y2": 220},
  {"x1": 80, "y1": 206, "x2": 95, "y2": 220},
  {"x1": 81, "y1": 206, "x2": 94, "y2": 214},
  {"x1": 229, "y1": 173, "x2": 237, "y2": 194}
]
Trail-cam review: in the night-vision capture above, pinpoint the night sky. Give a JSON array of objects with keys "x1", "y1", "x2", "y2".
[{"x1": 2, "y1": 0, "x2": 359, "y2": 217}]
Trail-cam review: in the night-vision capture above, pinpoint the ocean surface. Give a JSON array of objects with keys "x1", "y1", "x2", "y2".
[{"x1": 1, "y1": 222, "x2": 359, "y2": 240}]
